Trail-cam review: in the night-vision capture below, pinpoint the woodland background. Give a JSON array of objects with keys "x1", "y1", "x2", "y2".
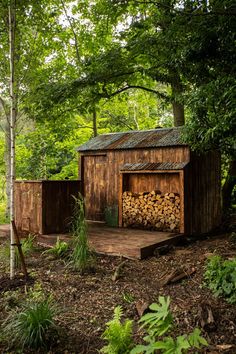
[{"x1": 0, "y1": 0, "x2": 235, "y2": 224}]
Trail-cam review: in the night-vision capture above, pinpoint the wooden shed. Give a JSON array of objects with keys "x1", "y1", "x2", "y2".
[{"x1": 77, "y1": 128, "x2": 221, "y2": 235}]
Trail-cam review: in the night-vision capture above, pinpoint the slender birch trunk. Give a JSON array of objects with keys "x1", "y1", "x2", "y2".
[
  {"x1": 4, "y1": 120, "x2": 11, "y2": 218},
  {"x1": 9, "y1": 2, "x2": 16, "y2": 279}
]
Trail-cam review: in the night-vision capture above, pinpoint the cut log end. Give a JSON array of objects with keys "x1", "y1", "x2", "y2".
[{"x1": 122, "y1": 190, "x2": 181, "y2": 232}]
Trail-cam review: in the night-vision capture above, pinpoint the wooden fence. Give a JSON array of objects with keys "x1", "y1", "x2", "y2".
[{"x1": 15, "y1": 180, "x2": 83, "y2": 235}]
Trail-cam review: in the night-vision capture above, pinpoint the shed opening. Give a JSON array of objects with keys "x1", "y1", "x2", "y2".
[{"x1": 119, "y1": 162, "x2": 187, "y2": 233}]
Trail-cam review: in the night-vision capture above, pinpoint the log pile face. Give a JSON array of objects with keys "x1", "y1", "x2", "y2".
[{"x1": 122, "y1": 190, "x2": 180, "y2": 232}]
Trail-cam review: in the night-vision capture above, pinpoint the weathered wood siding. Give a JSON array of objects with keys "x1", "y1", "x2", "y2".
[
  {"x1": 125, "y1": 172, "x2": 180, "y2": 195},
  {"x1": 15, "y1": 181, "x2": 43, "y2": 234},
  {"x1": 42, "y1": 181, "x2": 81, "y2": 233},
  {"x1": 15, "y1": 180, "x2": 82, "y2": 235},
  {"x1": 83, "y1": 155, "x2": 107, "y2": 221},
  {"x1": 82, "y1": 146, "x2": 190, "y2": 222},
  {"x1": 187, "y1": 151, "x2": 221, "y2": 234},
  {"x1": 81, "y1": 147, "x2": 222, "y2": 235}
]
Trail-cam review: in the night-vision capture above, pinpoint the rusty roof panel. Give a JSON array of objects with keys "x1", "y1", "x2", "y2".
[
  {"x1": 76, "y1": 128, "x2": 186, "y2": 152},
  {"x1": 77, "y1": 132, "x2": 127, "y2": 152},
  {"x1": 120, "y1": 162, "x2": 189, "y2": 171}
]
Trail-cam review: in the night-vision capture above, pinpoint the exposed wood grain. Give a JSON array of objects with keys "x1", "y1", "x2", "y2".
[
  {"x1": 15, "y1": 181, "x2": 81, "y2": 235},
  {"x1": 79, "y1": 146, "x2": 221, "y2": 235}
]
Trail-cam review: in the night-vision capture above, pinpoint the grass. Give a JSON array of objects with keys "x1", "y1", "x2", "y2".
[
  {"x1": 69, "y1": 195, "x2": 95, "y2": 273},
  {"x1": 2, "y1": 284, "x2": 58, "y2": 350}
]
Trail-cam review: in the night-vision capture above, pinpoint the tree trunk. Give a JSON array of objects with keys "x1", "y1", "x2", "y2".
[
  {"x1": 92, "y1": 106, "x2": 98, "y2": 137},
  {"x1": 222, "y1": 159, "x2": 236, "y2": 217},
  {"x1": 172, "y1": 101, "x2": 185, "y2": 127},
  {"x1": 170, "y1": 72, "x2": 185, "y2": 127},
  {"x1": 9, "y1": 2, "x2": 17, "y2": 279},
  {"x1": 4, "y1": 120, "x2": 11, "y2": 218}
]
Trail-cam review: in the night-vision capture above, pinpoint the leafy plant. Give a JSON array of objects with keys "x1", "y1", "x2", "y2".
[
  {"x1": 69, "y1": 195, "x2": 95, "y2": 273},
  {"x1": 43, "y1": 237, "x2": 69, "y2": 259},
  {"x1": 26, "y1": 282, "x2": 48, "y2": 303},
  {"x1": 131, "y1": 296, "x2": 208, "y2": 354},
  {"x1": 101, "y1": 306, "x2": 133, "y2": 354},
  {"x1": 204, "y1": 255, "x2": 236, "y2": 303}
]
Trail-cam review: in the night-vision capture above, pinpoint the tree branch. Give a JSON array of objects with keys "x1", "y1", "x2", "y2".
[
  {"x1": 60, "y1": 0, "x2": 81, "y2": 65},
  {"x1": 104, "y1": 84, "x2": 168, "y2": 100}
]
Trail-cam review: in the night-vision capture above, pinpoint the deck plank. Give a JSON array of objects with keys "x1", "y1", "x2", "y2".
[{"x1": 0, "y1": 223, "x2": 183, "y2": 259}]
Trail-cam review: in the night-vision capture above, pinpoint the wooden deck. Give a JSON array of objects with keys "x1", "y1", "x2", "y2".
[{"x1": 0, "y1": 223, "x2": 183, "y2": 259}]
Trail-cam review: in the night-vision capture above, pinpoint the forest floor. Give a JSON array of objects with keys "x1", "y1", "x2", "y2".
[{"x1": 0, "y1": 232, "x2": 236, "y2": 353}]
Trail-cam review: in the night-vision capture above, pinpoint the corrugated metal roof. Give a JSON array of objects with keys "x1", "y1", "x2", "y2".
[
  {"x1": 77, "y1": 127, "x2": 186, "y2": 152},
  {"x1": 120, "y1": 162, "x2": 189, "y2": 171}
]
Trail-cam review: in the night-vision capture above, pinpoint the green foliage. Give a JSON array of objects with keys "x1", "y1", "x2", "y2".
[
  {"x1": 43, "y1": 237, "x2": 69, "y2": 259},
  {"x1": 0, "y1": 235, "x2": 35, "y2": 270},
  {"x1": 0, "y1": 172, "x2": 8, "y2": 225},
  {"x1": 2, "y1": 282, "x2": 57, "y2": 350},
  {"x1": 15, "y1": 234, "x2": 35, "y2": 268},
  {"x1": 3, "y1": 299, "x2": 57, "y2": 349},
  {"x1": 101, "y1": 306, "x2": 133, "y2": 354},
  {"x1": 139, "y1": 297, "x2": 173, "y2": 339},
  {"x1": 122, "y1": 292, "x2": 135, "y2": 304},
  {"x1": 204, "y1": 255, "x2": 236, "y2": 304},
  {"x1": 69, "y1": 195, "x2": 95, "y2": 273},
  {"x1": 131, "y1": 296, "x2": 207, "y2": 354}
]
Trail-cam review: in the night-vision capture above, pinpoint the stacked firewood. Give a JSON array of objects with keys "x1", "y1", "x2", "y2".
[{"x1": 122, "y1": 190, "x2": 180, "y2": 232}]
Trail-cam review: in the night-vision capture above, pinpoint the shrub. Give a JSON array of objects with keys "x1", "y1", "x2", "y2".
[
  {"x1": 69, "y1": 195, "x2": 95, "y2": 273},
  {"x1": 43, "y1": 237, "x2": 69, "y2": 259},
  {"x1": 204, "y1": 255, "x2": 236, "y2": 303},
  {"x1": 101, "y1": 306, "x2": 133, "y2": 354}
]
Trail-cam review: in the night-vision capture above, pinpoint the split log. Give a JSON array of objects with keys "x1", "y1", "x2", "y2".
[{"x1": 122, "y1": 190, "x2": 181, "y2": 232}]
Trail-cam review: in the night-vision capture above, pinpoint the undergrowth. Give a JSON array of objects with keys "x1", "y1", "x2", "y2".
[
  {"x1": 69, "y1": 195, "x2": 95, "y2": 273},
  {"x1": 101, "y1": 306, "x2": 133, "y2": 354},
  {"x1": 101, "y1": 297, "x2": 208, "y2": 354},
  {"x1": 204, "y1": 255, "x2": 236, "y2": 303},
  {"x1": 0, "y1": 235, "x2": 35, "y2": 269},
  {"x1": 2, "y1": 282, "x2": 58, "y2": 350},
  {"x1": 43, "y1": 237, "x2": 69, "y2": 259}
]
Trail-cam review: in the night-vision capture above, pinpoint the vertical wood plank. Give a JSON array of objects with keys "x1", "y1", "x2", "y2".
[
  {"x1": 118, "y1": 173, "x2": 123, "y2": 227},
  {"x1": 179, "y1": 171, "x2": 185, "y2": 233}
]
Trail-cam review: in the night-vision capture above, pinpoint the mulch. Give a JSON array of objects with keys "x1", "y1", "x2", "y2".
[
  {"x1": 0, "y1": 275, "x2": 34, "y2": 293},
  {"x1": 0, "y1": 233, "x2": 236, "y2": 353}
]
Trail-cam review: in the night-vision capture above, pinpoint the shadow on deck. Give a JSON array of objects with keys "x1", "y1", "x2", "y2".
[{"x1": 0, "y1": 223, "x2": 183, "y2": 259}]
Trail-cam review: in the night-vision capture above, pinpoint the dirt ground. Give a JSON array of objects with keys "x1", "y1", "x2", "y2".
[{"x1": 0, "y1": 232, "x2": 236, "y2": 353}]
